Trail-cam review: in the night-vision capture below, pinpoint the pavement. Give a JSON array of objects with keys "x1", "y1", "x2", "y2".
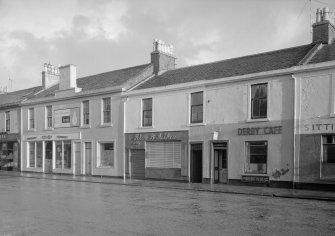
[{"x1": 1, "y1": 170, "x2": 335, "y2": 201}]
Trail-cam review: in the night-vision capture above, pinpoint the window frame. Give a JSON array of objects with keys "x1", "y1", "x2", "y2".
[
  {"x1": 28, "y1": 108, "x2": 35, "y2": 130},
  {"x1": 46, "y1": 105, "x2": 53, "y2": 128},
  {"x1": 322, "y1": 135, "x2": 335, "y2": 164},
  {"x1": 5, "y1": 111, "x2": 10, "y2": 132},
  {"x1": 250, "y1": 83, "x2": 268, "y2": 120},
  {"x1": 102, "y1": 97, "x2": 111, "y2": 124},
  {"x1": 55, "y1": 140, "x2": 72, "y2": 169},
  {"x1": 245, "y1": 141, "x2": 268, "y2": 174},
  {"x1": 190, "y1": 91, "x2": 204, "y2": 124},
  {"x1": 28, "y1": 141, "x2": 43, "y2": 168},
  {"x1": 82, "y1": 100, "x2": 90, "y2": 126},
  {"x1": 142, "y1": 98, "x2": 153, "y2": 127},
  {"x1": 97, "y1": 141, "x2": 115, "y2": 168}
]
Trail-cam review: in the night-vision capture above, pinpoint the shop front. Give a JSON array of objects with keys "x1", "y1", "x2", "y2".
[
  {"x1": 22, "y1": 132, "x2": 81, "y2": 175},
  {"x1": 125, "y1": 131, "x2": 188, "y2": 181},
  {"x1": 0, "y1": 133, "x2": 20, "y2": 171}
]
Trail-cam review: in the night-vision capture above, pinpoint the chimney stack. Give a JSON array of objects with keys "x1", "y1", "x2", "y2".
[
  {"x1": 42, "y1": 63, "x2": 60, "y2": 89},
  {"x1": 59, "y1": 64, "x2": 78, "y2": 91},
  {"x1": 150, "y1": 39, "x2": 176, "y2": 74},
  {"x1": 312, "y1": 7, "x2": 335, "y2": 44}
]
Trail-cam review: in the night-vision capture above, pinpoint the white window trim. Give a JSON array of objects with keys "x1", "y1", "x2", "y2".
[
  {"x1": 5, "y1": 111, "x2": 10, "y2": 132},
  {"x1": 247, "y1": 82, "x2": 270, "y2": 122},
  {"x1": 80, "y1": 100, "x2": 91, "y2": 128},
  {"x1": 99, "y1": 97, "x2": 112, "y2": 127},
  {"x1": 244, "y1": 140, "x2": 268, "y2": 175},
  {"x1": 28, "y1": 108, "x2": 36, "y2": 131},
  {"x1": 27, "y1": 141, "x2": 43, "y2": 169},
  {"x1": 188, "y1": 90, "x2": 206, "y2": 126},
  {"x1": 141, "y1": 97, "x2": 154, "y2": 128},
  {"x1": 54, "y1": 140, "x2": 73, "y2": 170},
  {"x1": 97, "y1": 140, "x2": 116, "y2": 168},
  {"x1": 44, "y1": 106, "x2": 54, "y2": 130}
]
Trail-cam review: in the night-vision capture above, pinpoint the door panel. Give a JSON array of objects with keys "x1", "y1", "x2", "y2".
[
  {"x1": 74, "y1": 143, "x2": 81, "y2": 175},
  {"x1": 85, "y1": 142, "x2": 92, "y2": 175},
  {"x1": 191, "y1": 144, "x2": 202, "y2": 183},
  {"x1": 131, "y1": 149, "x2": 145, "y2": 179}
]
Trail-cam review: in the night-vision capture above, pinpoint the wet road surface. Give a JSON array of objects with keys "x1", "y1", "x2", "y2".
[{"x1": 0, "y1": 176, "x2": 334, "y2": 236}]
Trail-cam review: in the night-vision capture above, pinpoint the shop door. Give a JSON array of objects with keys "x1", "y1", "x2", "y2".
[
  {"x1": 44, "y1": 141, "x2": 53, "y2": 173},
  {"x1": 85, "y1": 142, "x2": 92, "y2": 175},
  {"x1": 214, "y1": 148, "x2": 228, "y2": 183},
  {"x1": 74, "y1": 143, "x2": 81, "y2": 175},
  {"x1": 130, "y1": 149, "x2": 145, "y2": 179},
  {"x1": 191, "y1": 144, "x2": 203, "y2": 183}
]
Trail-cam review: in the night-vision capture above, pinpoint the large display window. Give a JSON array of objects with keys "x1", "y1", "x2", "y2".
[{"x1": 0, "y1": 141, "x2": 18, "y2": 171}]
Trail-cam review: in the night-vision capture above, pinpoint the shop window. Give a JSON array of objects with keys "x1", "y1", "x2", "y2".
[
  {"x1": 5, "y1": 111, "x2": 10, "y2": 132},
  {"x1": 142, "y1": 98, "x2": 152, "y2": 127},
  {"x1": 251, "y1": 83, "x2": 267, "y2": 119},
  {"x1": 0, "y1": 142, "x2": 15, "y2": 170},
  {"x1": 82, "y1": 100, "x2": 90, "y2": 125},
  {"x1": 28, "y1": 141, "x2": 42, "y2": 168},
  {"x1": 56, "y1": 141, "x2": 72, "y2": 169},
  {"x1": 29, "y1": 108, "x2": 35, "y2": 129},
  {"x1": 245, "y1": 141, "x2": 267, "y2": 174},
  {"x1": 147, "y1": 142, "x2": 181, "y2": 168},
  {"x1": 102, "y1": 98, "x2": 111, "y2": 124},
  {"x1": 99, "y1": 142, "x2": 114, "y2": 167},
  {"x1": 191, "y1": 91, "x2": 203, "y2": 124},
  {"x1": 323, "y1": 135, "x2": 335, "y2": 163},
  {"x1": 46, "y1": 106, "x2": 52, "y2": 128}
]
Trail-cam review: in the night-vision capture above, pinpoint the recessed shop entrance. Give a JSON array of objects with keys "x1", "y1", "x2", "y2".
[
  {"x1": 191, "y1": 143, "x2": 203, "y2": 183},
  {"x1": 44, "y1": 141, "x2": 53, "y2": 173},
  {"x1": 130, "y1": 149, "x2": 145, "y2": 179},
  {"x1": 213, "y1": 142, "x2": 228, "y2": 184}
]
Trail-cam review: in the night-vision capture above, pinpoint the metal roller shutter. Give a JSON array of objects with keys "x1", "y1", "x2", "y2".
[
  {"x1": 147, "y1": 142, "x2": 181, "y2": 168},
  {"x1": 131, "y1": 149, "x2": 145, "y2": 179}
]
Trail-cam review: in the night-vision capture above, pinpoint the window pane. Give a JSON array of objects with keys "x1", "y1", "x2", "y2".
[
  {"x1": 29, "y1": 142, "x2": 35, "y2": 168},
  {"x1": 100, "y1": 143, "x2": 114, "y2": 167},
  {"x1": 251, "y1": 84, "x2": 267, "y2": 119},
  {"x1": 246, "y1": 141, "x2": 267, "y2": 174},
  {"x1": 56, "y1": 141, "x2": 62, "y2": 168},
  {"x1": 259, "y1": 99, "x2": 267, "y2": 117},
  {"x1": 191, "y1": 105, "x2": 203, "y2": 123},
  {"x1": 191, "y1": 92, "x2": 203, "y2": 106},
  {"x1": 36, "y1": 142, "x2": 43, "y2": 168},
  {"x1": 64, "y1": 141, "x2": 72, "y2": 169},
  {"x1": 143, "y1": 98, "x2": 152, "y2": 110},
  {"x1": 252, "y1": 99, "x2": 259, "y2": 118}
]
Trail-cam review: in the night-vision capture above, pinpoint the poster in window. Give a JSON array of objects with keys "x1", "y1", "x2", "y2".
[{"x1": 54, "y1": 108, "x2": 80, "y2": 128}]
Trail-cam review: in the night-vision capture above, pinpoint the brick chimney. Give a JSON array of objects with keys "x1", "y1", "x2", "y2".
[
  {"x1": 42, "y1": 63, "x2": 60, "y2": 89},
  {"x1": 59, "y1": 64, "x2": 78, "y2": 91},
  {"x1": 312, "y1": 7, "x2": 335, "y2": 44},
  {"x1": 150, "y1": 39, "x2": 176, "y2": 74}
]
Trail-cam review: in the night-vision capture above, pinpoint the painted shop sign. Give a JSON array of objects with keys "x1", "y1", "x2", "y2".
[
  {"x1": 241, "y1": 175, "x2": 269, "y2": 183},
  {"x1": 0, "y1": 132, "x2": 19, "y2": 140},
  {"x1": 54, "y1": 108, "x2": 80, "y2": 128},
  {"x1": 238, "y1": 126, "x2": 282, "y2": 136},
  {"x1": 24, "y1": 133, "x2": 81, "y2": 141},
  {"x1": 301, "y1": 120, "x2": 335, "y2": 134}
]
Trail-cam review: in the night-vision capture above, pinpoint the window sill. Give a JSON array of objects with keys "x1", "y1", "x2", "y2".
[
  {"x1": 80, "y1": 125, "x2": 91, "y2": 129},
  {"x1": 139, "y1": 126, "x2": 154, "y2": 129},
  {"x1": 242, "y1": 173, "x2": 269, "y2": 176},
  {"x1": 98, "y1": 123, "x2": 113, "y2": 128},
  {"x1": 246, "y1": 118, "x2": 269, "y2": 123},
  {"x1": 43, "y1": 128, "x2": 54, "y2": 131},
  {"x1": 188, "y1": 122, "x2": 206, "y2": 127},
  {"x1": 27, "y1": 129, "x2": 37, "y2": 132},
  {"x1": 97, "y1": 166, "x2": 114, "y2": 169},
  {"x1": 330, "y1": 113, "x2": 335, "y2": 118}
]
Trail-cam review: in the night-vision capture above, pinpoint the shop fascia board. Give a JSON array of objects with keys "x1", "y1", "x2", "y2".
[
  {"x1": 123, "y1": 61, "x2": 335, "y2": 98},
  {"x1": 20, "y1": 85, "x2": 124, "y2": 106}
]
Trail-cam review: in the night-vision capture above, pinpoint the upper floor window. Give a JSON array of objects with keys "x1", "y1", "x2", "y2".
[
  {"x1": 82, "y1": 100, "x2": 90, "y2": 125},
  {"x1": 46, "y1": 106, "x2": 52, "y2": 128},
  {"x1": 251, "y1": 83, "x2": 268, "y2": 119},
  {"x1": 29, "y1": 108, "x2": 35, "y2": 129},
  {"x1": 323, "y1": 135, "x2": 335, "y2": 163},
  {"x1": 103, "y1": 98, "x2": 111, "y2": 123},
  {"x1": 191, "y1": 91, "x2": 203, "y2": 124},
  {"x1": 5, "y1": 111, "x2": 10, "y2": 132},
  {"x1": 142, "y1": 98, "x2": 152, "y2": 127}
]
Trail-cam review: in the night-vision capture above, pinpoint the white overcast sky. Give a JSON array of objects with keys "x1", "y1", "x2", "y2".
[{"x1": 1, "y1": 0, "x2": 335, "y2": 91}]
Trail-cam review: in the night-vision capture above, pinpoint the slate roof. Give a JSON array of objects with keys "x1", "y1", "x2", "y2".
[
  {"x1": 308, "y1": 42, "x2": 335, "y2": 64},
  {"x1": 135, "y1": 44, "x2": 315, "y2": 90},
  {"x1": 0, "y1": 86, "x2": 42, "y2": 108},
  {"x1": 31, "y1": 63, "x2": 151, "y2": 99}
]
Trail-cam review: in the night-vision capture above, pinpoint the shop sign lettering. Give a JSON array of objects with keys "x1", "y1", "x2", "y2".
[
  {"x1": 24, "y1": 133, "x2": 81, "y2": 141},
  {"x1": 303, "y1": 123, "x2": 335, "y2": 132},
  {"x1": 0, "y1": 133, "x2": 19, "y2": 140},
  {"x1": 238, "y1": 126, "x2": 282, "y2": 136},
  {"x1": 131, "y1": 133, "x2": 177, "y2": 141},
  {"x1": 241, "y1": 175, "x2": 269, "y2": 183}
]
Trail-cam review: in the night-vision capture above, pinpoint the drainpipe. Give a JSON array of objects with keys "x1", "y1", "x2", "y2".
[
  {"x1": 291, "y1": 74, "x2": 300, "y2": 188},
  {"x1": 122, "y1": 96, "x2": 128, "y2": 181},
  {"x1": 20, "y1": 106, "x2": 23, "y2": 173}
]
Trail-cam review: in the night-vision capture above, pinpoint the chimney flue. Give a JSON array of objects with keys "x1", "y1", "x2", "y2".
[
  {"x1": 150, "y1": 39, "x2": 175, "y2": 74},
  {"x1": 324, "y1": 7, "x2": 330, "y2": 21}
]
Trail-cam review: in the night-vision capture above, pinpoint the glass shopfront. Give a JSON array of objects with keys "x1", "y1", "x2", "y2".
[{"x1": 0, "y1": 133, "x2": 20, "y2": 171}]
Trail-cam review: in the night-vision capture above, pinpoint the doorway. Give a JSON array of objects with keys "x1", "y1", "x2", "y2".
[
  {"x1": 44, "y1": 141, "x2": 53, "y2": 173},
  {"x1": 74, "y1": 142, "x2": 81, "y2": 175},
  {"x1": 84, "y1": 142, "x2": 92, "y2": 175},
  {"x1": 213, "y1": 142, "x2": 228, "y2": 184},
  {"x1": 130, "y1": 149, "x2": 145, "y2": 179},
  {"x1": 191, "y1": 143, "x2": 203, "y2": 183}
]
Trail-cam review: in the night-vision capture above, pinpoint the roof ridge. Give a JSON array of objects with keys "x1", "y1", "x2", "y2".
[
  {"x1": 0, "y1": 85, "x2": 42, "y2": 96},
  {"x1": 165, "y1": 43, "x2": 313, "y2": 72},
  {"x1": 77, "y1": 63, "x2": 152, "y2": 81}
]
